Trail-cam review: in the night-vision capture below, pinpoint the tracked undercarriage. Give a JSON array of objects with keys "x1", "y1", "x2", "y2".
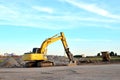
[{"x1": 25, "y1": 61, "x2": 54, "y2": 67}]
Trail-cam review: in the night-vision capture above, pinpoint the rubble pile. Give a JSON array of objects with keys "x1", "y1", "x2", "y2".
[
  {"x1": 15, "y1": 56, "x2": 25, "y2": 66},
  {"x1": 47, "y1": 55, "x2": 69, "y2": 66},
  {"x1": 0, "y1": 55, "x2": 119, "y2": 68},
  {"x1": 0, "y1": 55, "x2": 70, "y2": 68},
  {"x1": 0, "y1": 57, "x2": 22, "y2": 68}
]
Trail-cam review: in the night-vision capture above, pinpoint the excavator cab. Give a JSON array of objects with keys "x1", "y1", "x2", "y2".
[{"x1": 32, "y1": 48, "x2": 40, "y2": 53}]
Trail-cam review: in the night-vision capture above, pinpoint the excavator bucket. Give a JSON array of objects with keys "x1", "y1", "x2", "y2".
[
  {"x1": 68, "y1": 63, "x2": 77, "y2": 66},
  {"x1": 67, "y1": 61, "x2": 77, "y2": 66}
]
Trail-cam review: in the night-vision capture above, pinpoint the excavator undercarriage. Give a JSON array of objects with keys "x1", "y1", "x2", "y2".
[{"x1": 25, "y1": 61, "x2": 54, "y2": 67}]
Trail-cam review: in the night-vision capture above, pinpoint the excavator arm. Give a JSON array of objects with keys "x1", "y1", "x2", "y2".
[
  {"x1": 60, "y1": 32, "x2": 75, "y2": 63},
  {"x1": 39, "y1": 32, "x2": 75, "y2": 63},
  {"x1": 40, "y1": 33, "x2": 62, "y2": 54}
]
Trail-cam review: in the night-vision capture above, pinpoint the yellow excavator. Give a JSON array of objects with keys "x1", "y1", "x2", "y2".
[{"x1": 22, "y1": 32, "x2": 76, "y2": 67}]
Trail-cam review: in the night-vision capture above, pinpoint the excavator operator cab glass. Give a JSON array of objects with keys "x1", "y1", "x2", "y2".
[{"x1": 32, "y1": 48, "x2": 40, "y2": 53}]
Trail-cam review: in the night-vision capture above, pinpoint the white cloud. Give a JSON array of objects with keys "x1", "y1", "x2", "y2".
[
  {"x1": 0, "y1": 1, "x2": 119, "y2": 30},
  {"x1": 0, "y1": 5, "x2": 17, "y2": 15},
  {"x1": 103, "y1": 25, "x2": 120, "y2": 30},
  {"x1": 0, "y1": 19, "x2": 75, "y2": 30},
  {"x1": 64, "y1": 0, "x2": 120, "y2": 19},
  {"x1": 55, "y1": 16, "x2": 119, "y2": 23},
  {"x1": 0, "y1": 12, "x2": 119, "y2": 30},
  {"x1": 0, "y1": 5, "x2": 20, "y2": 22},
  {"x1": 32, "y1": 6, "x2": 54, "y2": 14}
]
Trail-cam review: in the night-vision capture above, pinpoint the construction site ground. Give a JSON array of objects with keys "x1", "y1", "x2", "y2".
[
  {"x1": 0, "y1": 56, "x2": 120, "y2": 80},
  {"x1": 0, "y1": 64, "x2": 120, "y2": 80}
]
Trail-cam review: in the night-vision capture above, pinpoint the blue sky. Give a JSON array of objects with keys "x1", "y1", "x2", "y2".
[{"x1": 0, "y1": 0, "x2": 120, "y2": 56}]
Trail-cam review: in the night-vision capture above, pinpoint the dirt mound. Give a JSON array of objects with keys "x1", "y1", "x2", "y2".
[
  {"x1": 0, "y1": 57, "x2": 24, "y2": 68},
  {"x1": 0, "y1": 56, "x2": 70, "y2": 68}
]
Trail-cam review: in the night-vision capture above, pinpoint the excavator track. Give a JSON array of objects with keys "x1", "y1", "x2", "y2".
[
  {"x1": 25, "y1": 62, "x2": 36, "y2": 67},
  {"x1": 37, "y1": 61, "x2": 54, "y2": 67},
  {"x1": 25, "y1": 61, "x2": 54, "y2": 67}
]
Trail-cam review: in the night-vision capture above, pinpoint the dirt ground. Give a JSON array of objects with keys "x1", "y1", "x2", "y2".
[{"x1": 0, "y1": 64, "x2": 120, "y2": 80}]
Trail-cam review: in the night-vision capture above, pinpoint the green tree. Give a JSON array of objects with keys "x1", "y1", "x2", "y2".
[
  {"x1": 97, "y1": 53, "x2": 100, "y2": 56},
  {"x1": 109, "y1": 51, "x2": 115, "y2": 56},
  {"x1": 114, "y1": 53, "x2": 117, "y2": 56}
]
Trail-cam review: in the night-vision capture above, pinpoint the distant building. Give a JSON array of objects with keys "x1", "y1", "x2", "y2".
[
  {"x1": 81, "y1": 54, "x2": 86, "y2": 58},
  {"x1": 4, "y1": 53, "x2": 15, "y2": 56}
]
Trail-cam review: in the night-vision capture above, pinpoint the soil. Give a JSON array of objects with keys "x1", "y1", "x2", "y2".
[{"x1": 0, "y1": 64, "x2": 119, "y2": 80}]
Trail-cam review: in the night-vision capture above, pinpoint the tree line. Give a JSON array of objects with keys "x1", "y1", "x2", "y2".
[{"x1": 97, "y1": 51, "x2": 118, "y2": 56}]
